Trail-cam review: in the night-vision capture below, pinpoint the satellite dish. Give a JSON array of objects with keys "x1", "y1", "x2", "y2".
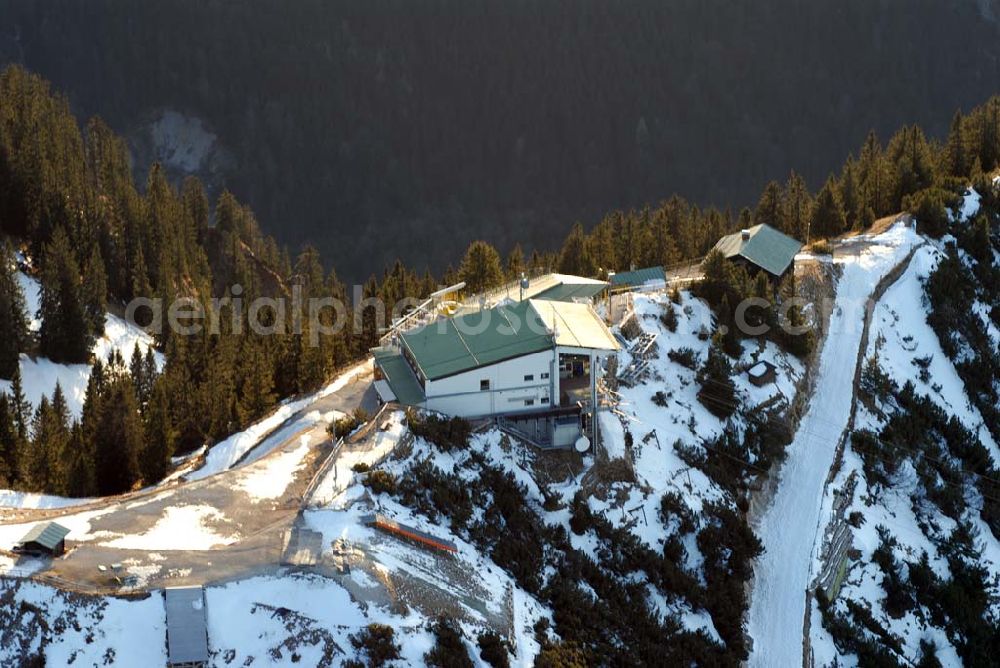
[{"x1": 574, "y1": 435, "x2": 591, "y2": 453}]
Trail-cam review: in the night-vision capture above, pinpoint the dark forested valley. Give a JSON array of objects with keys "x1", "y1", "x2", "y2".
[{"x1": 1, "y1": 0, "x2": 999, "y2": 281}]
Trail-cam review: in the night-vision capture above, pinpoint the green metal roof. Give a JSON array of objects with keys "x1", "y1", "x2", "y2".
[
  {"x1": 394, "y1": 299, "x2": 619, "y2": 381},
  {"x1": 532, "y1": 281, "x2": 607, "y2": 302},
  {"x1": 373, "y1": 347, "x2": 426, "y2": 406},
  {"x1": 712, "y1": 224, "x2": 803, "y2": 276},
  {"x1": 400, "y1": 300, "x2": 552, "y2": 380},
  {"x1": 608, "y1": 266, "x2": 665, "y2": 288},
  {"x1": 18, "y1": 521, "x2": 70, "y2": 550}
]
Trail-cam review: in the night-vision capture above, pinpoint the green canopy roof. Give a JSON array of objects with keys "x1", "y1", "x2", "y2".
[
  {"x1": 532, "y1": 281, "x2": 607, "y2": 302},
  {"x1": 400, "y1": 300, "x2": 552, "y2": 380},
  {"x1": 373, "y1": 347, "x2": 426, "y2": 406},
  {"x1": 609, "y1": 266, "x2": 665, "y2": 288},
  {"x1": 711, "y1": 224, "x2": 803, "y2": 276},
  {"x1": 393, "y1": 299, "x2": 618, "y2": 381},
  {"x1": 17, "y1": 522, "x2": 70, "y2": 550}
]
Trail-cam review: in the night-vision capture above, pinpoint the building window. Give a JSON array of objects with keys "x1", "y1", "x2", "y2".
[
  {"x1": 541, "y1": 397, "x2": 549, "y2": 404},
  {"x1": 541, "y1": 372, "x2": 550, "y2": 379},
  {"x1": 524, "y1": 399, "x2": 535, "y2": 406},
  {"x1": 523, "y1": 374, "x2": 534, "y2": 382},
  {"x1": 480, "y1": 379, "x2": 490, "y2": 391}
]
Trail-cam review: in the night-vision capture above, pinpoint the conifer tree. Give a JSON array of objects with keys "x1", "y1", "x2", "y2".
[
  {"x1": 697, "y1": 249, "x2": 735, "y2": 308},
  {"x1": 129, "y1": 241, "x2": 153, "y2": 303},
  {"x1": 857, "y1": 131, "x2": 895, "y2": 218},
  {"x1": 23, "y1": 386, "x2": 70, "y2": 493},
  {"x1": 968, "y1": 215, "x2": 992, "y2": 266},
  {"x1": 46, "y1": 383, "x2": 71, "y2": 494},
  {"x1": 92, "y1": 361, "x2": 144, "y2": 495},
  {"x1": 0, "y1": 393, "x2": 18, "y2": 484},
  {"x1": 130, "y1": 346, "x2": 149, "y2": 409},
  {"x1": 839, "y1": 158, "x2": 863, "y2": 230},
  {"x1": 181, "y1": 176, "x2": 211, "y2": 247},
  {"x1": 80, "y1": 358, "x2": 106, "y2": 442},
  {"x1": 81, "y1": 244, "x2": 108, "y2": 337},
  {"x1": 888, "y1": 125, "x2": 936, "y2": 209},
  {"x1": 588, "y1": 218, "x2": 617, "y2": 272},
  {"x1": 9, "y1": 365, "x2": 29, "y2": 442},
  {"x1": 782, "y1": 172, "x2": 813, "y2": 241},
  {"x1": 754, "y1": 181, "x2": 784, "y2": 230},
  {"x1": 64, "y1": 422, "x2": 95, "y2": 497},
  {"x1": 778, "y1": 274, "x2": 815, "y2": 358},
  {"x1": 141, "y1": 380, "x2": 175, "y2": 484},
  {"x1": 738, "y1": 207, "x2": 753, "y2": 230},
  {"x1": 750, "y1": 271, "x2": 775, "y2": 331},
  {"x1": 811, "y1": 177, "x2": 847, "y2": 239},
  {"x1": 294, "y1": 328, "x2": 326, "y2": 395},
  {"x1": 942, "y1": 110, "x2": 968, "y2": 179},
  {"x1": 557, "y1": 224, "x2": 596, "y2": 277},
  {"x1": 697, "y1": 336, "x2": 736, "y2": 419},
  {"x1": 143, "y1": 347, "x2": 159, "y2": 401},
  {"x1": 39, "y1": 226, "x2": 92, "y2": 363},
  {"x1": 653, "y1": 212, "x2": 681, "y2": 268},
  {"x1": 458, "y1": 240, "x2": 505, "y2": 294},
  {"x1": 237, "y1": 340, "x2": 276, "y2": 424},
  {"x1": 21, "y1": 395, "x2": 52, "y2": 491},
  {"x1": 506, "y1": 244, "x2": 525, "y2": 281},
  {"x1": 976, "y1": 96, "x2": 1000, "y2": 172},
  {"x1": 618, "y1": 213, "x2": 646, "y2": 269},
  {"x1": 215, "y1": 190, "x2": 247, "y2": 239},
  {"x1": 716, "y1": 294, "x2": 742, "y2": 358},
  {"x1": 325, "y1": 269, "x2": 352, "y2": 371},
  {"x1": 203, "y1": 332, "x2": 239, "y2": 441},
  {"x1": 0, "y1": 241, "x2": 30, "y2": 378}
]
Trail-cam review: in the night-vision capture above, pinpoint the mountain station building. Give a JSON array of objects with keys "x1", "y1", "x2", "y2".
[{"x1": 373, "y1": 297, "x2": 619, "y2": 448}]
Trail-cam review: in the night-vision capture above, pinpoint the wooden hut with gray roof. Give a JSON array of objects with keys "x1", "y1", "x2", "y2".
[
  {"x1": 13, "y1": 521, "x2": 70, "y2": 557},
  {"x1": 710, "y1": 223, "x2": 803, "y2": 280}
]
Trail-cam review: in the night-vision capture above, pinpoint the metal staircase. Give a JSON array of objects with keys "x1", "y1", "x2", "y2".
[{"x1": 616, "y1": 330, "x2": 658, "y2": 386}]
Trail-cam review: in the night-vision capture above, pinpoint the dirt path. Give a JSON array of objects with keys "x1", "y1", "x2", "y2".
[
  {"x1": 0, "y1": 366, "x2": 377, "y2": 525},
  {"x1": 0, "y1": 368, "x2": 376, "y2": 592}
]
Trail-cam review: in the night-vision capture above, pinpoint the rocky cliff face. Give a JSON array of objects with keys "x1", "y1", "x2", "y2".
[{"x1": 126, "y1": 109, "x2": 233, "y2": 205}]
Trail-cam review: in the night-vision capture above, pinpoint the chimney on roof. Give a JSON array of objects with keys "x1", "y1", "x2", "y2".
[{"x1": 741, "y1": 229, "x2": 751, "y2": 240}]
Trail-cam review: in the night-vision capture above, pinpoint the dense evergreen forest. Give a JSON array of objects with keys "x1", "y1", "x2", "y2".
[
  {"x1": 1, "y1": 63, "x2": 999, "y2": 500},
  {"x1": 1, "y1": 0, "x2": 999, "y2": 280}
]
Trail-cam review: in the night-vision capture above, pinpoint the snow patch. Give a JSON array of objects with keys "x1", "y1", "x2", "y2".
[{"x1": 102, "y1": 504, "x2": 237, "y2": 551}]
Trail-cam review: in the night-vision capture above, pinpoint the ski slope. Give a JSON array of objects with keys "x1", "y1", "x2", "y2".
[{"x1": 747, "y1": 223, "x2": 918, "y2": 666}]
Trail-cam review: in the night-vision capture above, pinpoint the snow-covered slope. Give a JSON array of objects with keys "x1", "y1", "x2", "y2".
[
  {"x1": 0, "y1": 569, "x2": 440, "y2": 667},
  {"x1": 0, "y1": 272, "x2": 163, "y2": 419},
  {"x1": 0, "y1": 579, "x2": 167, "y2": 666},
  {"x1": 808, "y1": 187, "x2": 1000, "y2": 667},
  {"x1": 748, "y1": 222, "x2": 919, "y2": 667}
]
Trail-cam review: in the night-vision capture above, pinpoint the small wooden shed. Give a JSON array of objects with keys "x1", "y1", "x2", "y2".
[{"x1": 13, "y1": 521, "x2": 70, "y2": 557}]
